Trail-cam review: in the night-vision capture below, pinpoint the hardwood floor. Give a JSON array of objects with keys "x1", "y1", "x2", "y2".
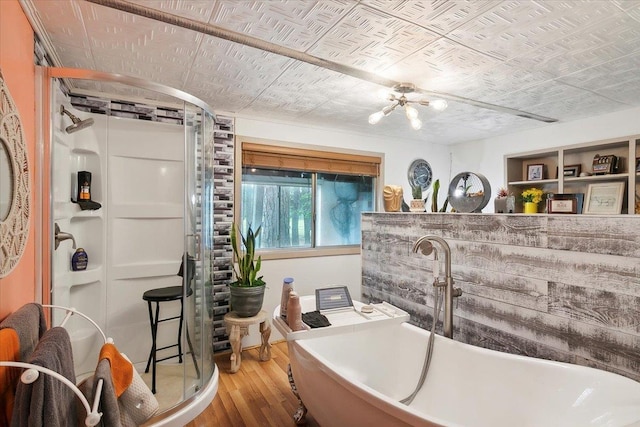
[{"x1": 186, "y1": 341, "x2": 321, "y2": 427}]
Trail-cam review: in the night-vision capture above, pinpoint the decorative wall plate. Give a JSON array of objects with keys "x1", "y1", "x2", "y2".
[
  {"x1": 407, "y1": 158, "x2": 432, "y2": 191},
  {"x1": 0, "y1": 70, "x2": 30, "y2": 277}
]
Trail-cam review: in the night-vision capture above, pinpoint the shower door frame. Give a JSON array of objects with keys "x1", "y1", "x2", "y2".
[{"x1": 36, "y1": 66, "x2": 217, "y2": 414}]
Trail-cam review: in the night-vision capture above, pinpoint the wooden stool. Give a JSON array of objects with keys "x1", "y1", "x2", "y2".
[{"x1": 223, "y1": 310, "x2": 271, "y2": 373}]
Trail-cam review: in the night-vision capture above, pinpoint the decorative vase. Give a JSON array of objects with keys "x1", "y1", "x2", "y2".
[
  {"x1": 409, "y1": 199, "x2": 425, "y2": 212},
  {"x1": 494, "y1": 197, "x2": 507, "y2": 213},
  {"x1": 524, "y1": 202, "x2": 538, "y2": 214},
  {"x1": 230, "y1": 285, "x2": 266, "y2": 317}
]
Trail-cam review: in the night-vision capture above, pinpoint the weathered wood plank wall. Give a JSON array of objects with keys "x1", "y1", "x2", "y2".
[{"x1": 361, "y1": 213, "x2": 640, "y2": 381}]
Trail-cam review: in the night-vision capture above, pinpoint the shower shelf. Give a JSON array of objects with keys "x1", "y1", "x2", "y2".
[
  {"x1": 70, "y1": 267, "x2": 102, "y2": 287},
  {"x1": 72, "y1": 142, "x2": 100, "y2": 155},
  {"x1": 71, "y1": 206, "x2": 103, "y2": 218}
]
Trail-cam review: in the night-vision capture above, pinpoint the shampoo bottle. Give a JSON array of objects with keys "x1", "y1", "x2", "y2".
[
  {"x1": 280, "y1": 277, "x2": 294, "y2": 320},
  {"x1": 71, "y1": 248, "x2": 88, "y2": 271}
]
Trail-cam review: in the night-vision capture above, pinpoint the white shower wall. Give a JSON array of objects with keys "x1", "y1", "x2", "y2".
[
  {"x1": 52, "y1": 99, "x2": 186, "y2": 375},
  {"x1": 105, "y1": 117, "x2": 185, "y2": 367}
]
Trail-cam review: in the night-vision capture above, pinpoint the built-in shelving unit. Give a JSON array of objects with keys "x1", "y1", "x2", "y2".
[{"x1": 505, "y1": 135, "x2": 640, "y2": 214}]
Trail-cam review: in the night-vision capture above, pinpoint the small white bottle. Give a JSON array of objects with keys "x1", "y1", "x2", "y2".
[{"x1": 280, "y1": 277, "x2": 294, "y2": 320}]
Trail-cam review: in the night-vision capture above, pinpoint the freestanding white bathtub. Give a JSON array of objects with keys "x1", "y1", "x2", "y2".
[{"x1": 284, "y1": 310, "x2": 640, "y2": 427}]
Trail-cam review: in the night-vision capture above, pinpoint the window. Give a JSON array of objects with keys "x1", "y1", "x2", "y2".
[{"x1": 239, "y1": 142, "x2": 380, "y2": 253}]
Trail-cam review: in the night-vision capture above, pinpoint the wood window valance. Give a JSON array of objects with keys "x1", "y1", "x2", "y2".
[{"x1": 242, "y1": 142, "x2": 381, "y2": 177}]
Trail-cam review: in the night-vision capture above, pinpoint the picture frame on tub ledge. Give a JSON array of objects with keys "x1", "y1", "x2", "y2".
[
  {"x1": 584, "y1": 182, "x2": 625, "y2": 215},
  {"x1": 547, "y1": 193, "x2": 582, "y2": 214}
]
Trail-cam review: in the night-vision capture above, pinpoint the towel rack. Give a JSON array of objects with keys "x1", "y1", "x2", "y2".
[
  {"x1": 43, "y1": 304, "x2": 108, "y2": 344},
  {"x1": 0, "y1": 361, "x2": 103, "y2": 426},
  {"x1": 0, "y1": 304, "x2": 111, "y2": 426}
]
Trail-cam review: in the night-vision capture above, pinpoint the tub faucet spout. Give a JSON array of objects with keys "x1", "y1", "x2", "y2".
[{"x1": 412, "y1": 235, "x2": 462, "y2": 339}]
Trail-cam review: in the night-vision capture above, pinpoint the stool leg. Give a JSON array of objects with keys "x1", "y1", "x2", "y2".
[
  {"x1": 177, "y1": 298, "x2": 184, "y2": 364},
  {"x1": 144, "y1": 301, "x2": 155, "y2": 373},
  {"x1": 144, "y1": 301, "x2": 160, "y2": 394}
]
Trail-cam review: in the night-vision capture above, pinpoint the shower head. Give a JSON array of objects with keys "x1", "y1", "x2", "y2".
[{"x1": 60, "y1": 105, "x2": 94, "y2": 134}]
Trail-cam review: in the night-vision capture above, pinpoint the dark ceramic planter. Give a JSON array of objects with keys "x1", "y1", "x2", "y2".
[{"x1": 229, "y1": 285, "x2": 266, "y2": 317}]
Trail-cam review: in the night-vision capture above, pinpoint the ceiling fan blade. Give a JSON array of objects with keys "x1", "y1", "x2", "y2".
[{"x1": 88, "y1": 0, "x2": 557, "y2": 124}]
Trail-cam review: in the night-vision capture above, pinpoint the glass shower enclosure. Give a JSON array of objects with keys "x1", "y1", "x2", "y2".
[{"x1": 37, "y1": 66, "x2": 217, "y2": 422}]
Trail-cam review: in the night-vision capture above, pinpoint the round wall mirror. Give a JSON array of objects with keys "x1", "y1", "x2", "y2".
[
  {"x1": 0, "y1": 137, "x2": 13, "y2": 221},
  {"x1": 0, "y1": 70, "x2": 30, "y2": 277}
]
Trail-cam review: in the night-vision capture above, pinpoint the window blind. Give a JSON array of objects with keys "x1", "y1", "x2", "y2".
[{"x1": 242, "y1": 142, "x2": 381, "y2": 176}]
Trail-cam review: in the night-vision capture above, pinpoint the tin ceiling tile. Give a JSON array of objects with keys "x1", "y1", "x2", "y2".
[
  {"x1": 81, "y1": 3, "x2": 202, "y2": 70},
  {"x1": 32, "y1": 0, "x2": 90, "y2": 49},
  {"x1": 557, "y1": 51, "x2": 640, "y2": 90},
  {"x1": 190, "y1": 37, "x2": 294, "y2": 91},
  {"x1": 361, "y1": 0, "x2": 501, "y2": 34},
  {"x1": 51, "y1": 43, "x2": 96, "y2": 70},
  {"x1": 594, "y1": 81, "x2": 640, "y2": 105},
  {"x1": 497, "y1": 81, "x2": 593, "y2": 111},
  {"x1": 525, "y1": 92, "x2": 628, "y2": 121},
  {"x1": 270, "y1": 63, "x2": 363, "y2": 95},
  {"x1": 510, "y1": 15, "x2": 640, "y2": 76},
  {"x1": 381, "y1": 38, "x2": 503, "y2": 93},
  {"x1": 307, "y1": 4, "x2": 440, "y2": 73},
  {"x1": 448, "y1": 1, "x2": 626, "y2": 61},
  {"x1": 207, "y1": 0, "x2": 355, "y2": 51},
  {"x1": 446, "y1": 62, "x2": 556, "y2": 104}
]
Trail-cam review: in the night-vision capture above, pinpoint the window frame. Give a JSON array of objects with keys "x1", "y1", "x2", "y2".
[{"x1": 234, "y1": 136, "x2": 383, "y2": 260}]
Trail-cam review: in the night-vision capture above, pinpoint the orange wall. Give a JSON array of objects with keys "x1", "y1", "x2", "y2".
[{"x1": 0, "y1": 0, "x2": 37, "y2": 319}]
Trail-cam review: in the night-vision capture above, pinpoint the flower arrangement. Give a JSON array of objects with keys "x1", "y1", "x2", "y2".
[
  {"x1": 521, "y1": 188, "x2": 543, "y2": 204},
  {"x1": 496, "y1": 187, "x2": 509, "y2": 198}
]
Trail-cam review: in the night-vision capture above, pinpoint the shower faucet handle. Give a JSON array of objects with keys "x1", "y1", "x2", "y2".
[{"x1": 54, "y1": 223, "x2": 77, "y2": 250}]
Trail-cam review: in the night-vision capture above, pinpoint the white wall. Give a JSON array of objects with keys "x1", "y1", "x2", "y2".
[
  {"x1": 234, "y1": 116, "x2": 452, "y2": 344},
  {"x1": 450, "y1": 106, "x2": 640, "y2": 207}
]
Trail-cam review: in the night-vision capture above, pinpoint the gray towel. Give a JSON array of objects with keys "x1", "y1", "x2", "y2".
[
  {"x1": 0, "y1": 303, "x2": 47, "y2": 362},
  {"x1": 11, "y1": 327, "x2": 76, "y2": 427},
  {"x1": 77, "y1": 359, "x2": 122, "y2": 427}
]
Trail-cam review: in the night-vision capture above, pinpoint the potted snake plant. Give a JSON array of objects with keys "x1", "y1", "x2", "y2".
[{"x1": 229, "y1": 223, "x2": 266, "y2": 317}]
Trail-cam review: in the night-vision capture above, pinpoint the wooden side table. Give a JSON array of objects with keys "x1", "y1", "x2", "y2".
[{"x1": 223, "y1": 310, "x2": 272, "y2": 373}]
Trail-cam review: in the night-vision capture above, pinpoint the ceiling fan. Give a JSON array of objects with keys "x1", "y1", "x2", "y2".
[
  {"x1": 87, "y1": 0, "x2": 558, "y2": 124},
  {"x1": 368, "y1": 83, "x2": 449, "y2": 130}
]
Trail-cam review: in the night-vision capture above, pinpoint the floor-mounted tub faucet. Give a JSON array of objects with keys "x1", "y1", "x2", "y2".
[{"x1": 412, "y1": 235, "x2": 462, "y2": 339}]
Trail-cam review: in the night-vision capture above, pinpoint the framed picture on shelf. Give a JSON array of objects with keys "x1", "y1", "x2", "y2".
[
  {"x1": 584, "y1": 182, "x2": 625, "y2": 215},
  {"x1": 527, "y1": 164, "x2": 544, "y2": 181},
  {"x1": 563, "y1": 164, "x2": 581, "y2": 177},
  {"x1": 635, "y1": 157, "x2": 640, "y2": 173},
  {"x1": 547, "y1": 193, "x2": 581, "y2": 214}
]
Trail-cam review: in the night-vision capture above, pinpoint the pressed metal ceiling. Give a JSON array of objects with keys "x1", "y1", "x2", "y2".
[{"x1": 23, "y1": 0, "x2": 640, "y2": 145}]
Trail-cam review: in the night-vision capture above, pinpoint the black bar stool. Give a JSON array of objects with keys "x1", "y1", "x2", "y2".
[{"x1": 142, "y1": 255, "x2": 200, "y2": 394}]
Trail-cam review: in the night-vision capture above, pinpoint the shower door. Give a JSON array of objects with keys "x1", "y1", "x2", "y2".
[{"x1": 183, "y1": 104, "x2": 215, "y2": 398}]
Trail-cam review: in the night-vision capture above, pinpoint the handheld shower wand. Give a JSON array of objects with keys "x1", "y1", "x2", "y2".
[{"x1": 60, "y1": 105, "x2": 94, "y2": 134}]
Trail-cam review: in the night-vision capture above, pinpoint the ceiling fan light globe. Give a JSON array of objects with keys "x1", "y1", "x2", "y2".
[
  {"x1": 431, "y1": 99, "x2": 448, "y2": 111},
  {"x1": 410, "y1": 117, "x2": 422, "y2": 130},
  {"x1": 369, "y1": 111, "x2": 384, "y2": 124},
  {"x1": 405, "y1": 104, "x2": 419, "y2": 119}
]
